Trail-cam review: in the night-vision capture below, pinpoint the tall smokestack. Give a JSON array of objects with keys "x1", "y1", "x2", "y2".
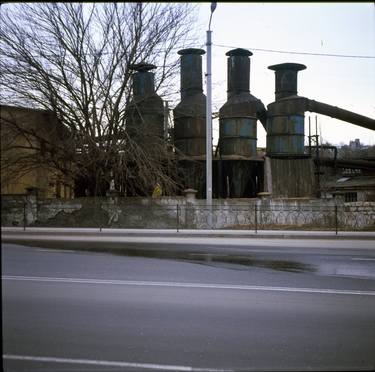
[
  {"x1": 218, "y1": 48, "x2": 266, "y2": 198},
  {"x1": 173, "y1": 48, "x2": 206, "y2": 157},
  {"x1": 131, "y1": 62, "x2": 157, "y2": 98},
  {"x1": 268, "y1": 63, "x2": 306, "y2": 100},
  {"x1": 173, "y1": 48, "x2": 207, "y2": 196},
  {"x1": 219, "y1": 48, "x2": 266, "y2": 159},
  {"x1": 127, "y1": 62, "x2": 164, "y2": 141},
  {"x1": 226, "y1": 48, "x2": 252, "y2": 98},
  {"x1": 178, "y1": 48, "x2": 205, "y2": 99}
]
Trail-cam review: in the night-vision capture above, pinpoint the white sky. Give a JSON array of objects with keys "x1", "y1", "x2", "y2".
[{"x1": 193, "y1": 2, "x2": 375, "y2": 148}]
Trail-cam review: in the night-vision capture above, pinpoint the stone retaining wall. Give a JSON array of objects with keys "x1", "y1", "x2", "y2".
[{"x1": 1, "y1": 194, "x2": 374, "y2": 231}]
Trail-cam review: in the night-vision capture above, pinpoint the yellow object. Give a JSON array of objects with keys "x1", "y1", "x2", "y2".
[{"x1": 152, "y1": 183, "x2": 162, "y2": 198}]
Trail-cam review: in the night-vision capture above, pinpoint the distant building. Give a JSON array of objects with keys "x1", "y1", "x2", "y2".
[
  {"x1": 321, "y1": 175, "x2": 375, "y2": 202},
  {"x1": 1, "y1": 105, "x2": 74, "y2": 198},
  {"x1": 349, "y1": 138, "x2": 361, "y2": 149}
]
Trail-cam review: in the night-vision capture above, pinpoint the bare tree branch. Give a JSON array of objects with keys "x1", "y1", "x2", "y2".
[{"x1": 1, "y1": 3, "x2": 198, "y2": 196}]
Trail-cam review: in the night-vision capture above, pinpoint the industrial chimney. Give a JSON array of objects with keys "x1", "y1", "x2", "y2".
[
  {"x1": 173, "y1": 48, "x2": 206, "y2": 157},
  {"x1": 269, "y1": 62, "x2": 306, "y2": 101},
  {"x1": 216, "y1": 49, "x2": 267, "y2": 198},
  {"x1": 266, "y1": 62, "x2": 375, "y2": 158},
  {"x1": 266, "y1": 63, "x2": 307, "y2": 158},
  {"x1": 219, "y1": 48, "x2": 266, "y2": 158},
  {"x1": 265, "y1": 61, "x2": 374, "y2": 198},
  {"x1": 173, "y1": 48, "x2": 207, "y2": 197},
  {"x1": 127, "y1": 62, "x2": 164, "y2": 143}
]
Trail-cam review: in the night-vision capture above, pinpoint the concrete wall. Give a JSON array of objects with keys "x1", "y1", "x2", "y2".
[
  {"x1": 341, "y1": 201, "x2": 375, "y2": 230},
  {"x1": 1, "y1": 194, "x2": 374, "y2": 231}
]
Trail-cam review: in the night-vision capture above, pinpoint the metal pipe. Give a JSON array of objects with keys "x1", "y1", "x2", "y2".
[
  {"x1": 266, "y1": 63, "x2": 375, "y2": 158},
  {"x1": 309, "y1": 145, "x2": 338, "y2": 161},
  {"x1": 257, "y1": 108, "x2": 268, "y2": 132},
  {"x1": 268, "y1": 96, "x2": 375, "y2": 131},
  {"x1": 307, "y1": 99, "x2": 375, "y2": 131},
  {"x1": 315, "y1": 157, "x2": 375, "y2": 170}
]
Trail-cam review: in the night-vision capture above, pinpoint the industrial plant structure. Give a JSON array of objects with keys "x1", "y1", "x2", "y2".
[
  {"x1": 128, "y1": 47, "x2": 375, "y2": 201},
  {"x1": 2, "y1": 47, "x2": 374, "y2": 201}
]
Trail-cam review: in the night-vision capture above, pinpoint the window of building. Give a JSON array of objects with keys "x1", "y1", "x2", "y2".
[{"x1": 344, "y1": 192, "x2": 357, "y2": 203}]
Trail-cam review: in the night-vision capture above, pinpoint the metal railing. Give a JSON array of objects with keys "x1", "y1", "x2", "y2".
[{"x1": 2, "y1": 200, "x2": 373, "y2": 233}]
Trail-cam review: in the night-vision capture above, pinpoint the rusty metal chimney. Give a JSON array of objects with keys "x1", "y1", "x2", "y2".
[
  {"x1": 218, "y1": 48, "x2": 267, "y2": 198},
  {"x1": 179, "y1": 48, "x2": 205, "y2": 100},
  {"x1": 265, "y1": 61, "x2": 374, "y2": 198},
  {"x1": 173, "y1": 48, "x2": 206, "y2": 157},
  {"x1": 173, "y1": 48, "x2": 207, "y2": 197},
  {"x1": 266, "y1": 63, "x2": 307, "y2": 158},
  {"x1": 131, "y1": 62, "x2": 157, "y2": 98},
  {"x1": 219, "y1": 48, "x2": 266, "y2": 159},
  {"x1": 266, "y1": 62, "x2": 375, "y2": 159},
  {"x1": 268, "y1": 63, "x2": 306, "y2": 101},
  {"x1": 127, "y1": 62, "x2": 164, "y2": 141},
  {"x1": 227, "y1": 48, "x2": 252, "y2": 98}
]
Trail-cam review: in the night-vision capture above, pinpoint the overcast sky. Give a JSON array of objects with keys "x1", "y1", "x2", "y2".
[{"x1": 193, "y1": 2, "x2": 375, "y2": 148}]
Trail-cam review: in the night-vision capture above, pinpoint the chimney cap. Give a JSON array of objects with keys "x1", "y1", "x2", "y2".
[
  {"x1": 268, "y1": 63, "x2": 306, "y2": 71},
  {"x1": 129, "y1": 62, "x2": 156, "y2": 72},
  {"x1": 226, "y1": 48, "x2": 253, "y2": 57},
  {"x1": 178, "y1": 48, "x2": 205, "y2": 56}
]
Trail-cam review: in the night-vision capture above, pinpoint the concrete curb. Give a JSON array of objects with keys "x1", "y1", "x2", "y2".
[{"x1": 2, "y1": 227, "x2": 375, "y2": 241}]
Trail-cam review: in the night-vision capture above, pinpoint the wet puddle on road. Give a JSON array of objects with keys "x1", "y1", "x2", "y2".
[{"x1": 106, "y1": 247, "x2": 315, "y2": 273}]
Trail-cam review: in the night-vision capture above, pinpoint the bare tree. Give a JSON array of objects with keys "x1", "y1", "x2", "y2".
[{"x1": 0, "y1": 3, "x2": 199, "y2": 196}]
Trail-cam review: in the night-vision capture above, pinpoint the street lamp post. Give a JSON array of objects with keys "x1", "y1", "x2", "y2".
[{"x1": 206, "y1": 2, "x2": 216, "y2": 227}]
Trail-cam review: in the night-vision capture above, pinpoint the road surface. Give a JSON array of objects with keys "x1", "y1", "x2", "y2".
[{"x1": 2, "y1": 241, "x2": 375, "y2": 371}]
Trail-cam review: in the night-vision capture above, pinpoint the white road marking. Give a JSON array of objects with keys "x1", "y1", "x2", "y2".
[
  {"x1": 2, "y1": 354, "x2": 231, "y2": 371},
  {"x1": 2, "y1": 275, "x2": 375, "y2": 296},
  {"x1": 35, "y1": 248, "x2": 77, "y2": 253},
  {"x1": 351, "y1": 257, "x2": 375, "y2": 261}
]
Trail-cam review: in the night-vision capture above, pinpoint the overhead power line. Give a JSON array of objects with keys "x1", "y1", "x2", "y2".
[{"x1": 213, "y1": 43, "x2": 375, "y2": 59}]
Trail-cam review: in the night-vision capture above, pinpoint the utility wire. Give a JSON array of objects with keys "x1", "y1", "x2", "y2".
[{"x1": 213, "y1": 43, "x2": 375, "y2": 59}]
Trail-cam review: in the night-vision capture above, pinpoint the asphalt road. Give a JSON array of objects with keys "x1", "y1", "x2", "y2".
[{"x1": 2, "y1": 242, "x2": 375, "y2": 371}]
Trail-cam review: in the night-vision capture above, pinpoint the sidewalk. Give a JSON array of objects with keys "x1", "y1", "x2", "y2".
[
  {"x1": 2, "y1": 226, "x2": 375, "y2": 240},
  {"x1": 2, "y1": 227, "x2": 374, "y2": 258}
]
